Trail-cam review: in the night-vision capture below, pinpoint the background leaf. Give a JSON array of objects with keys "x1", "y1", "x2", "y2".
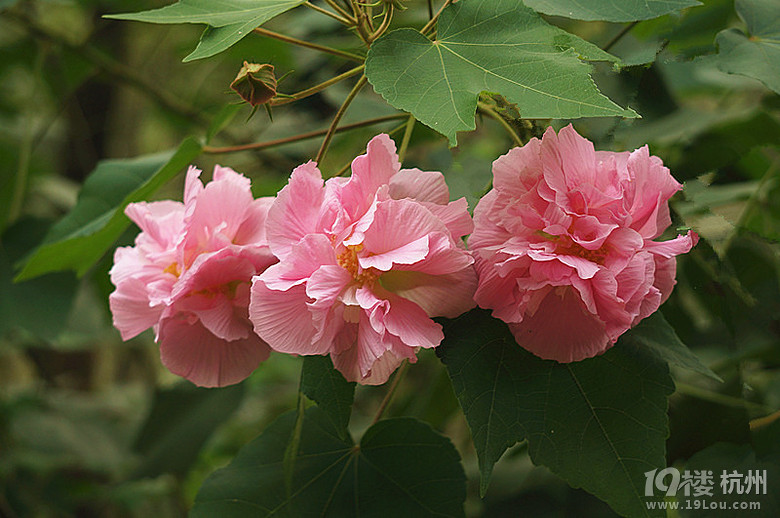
[
  {"x1": 714, "y1": 0, "x2": 780, "y2": 94},
  {"x1": 437, "y1": 309, "x2": 674, "y2": 517},
  {"x1": 14, "y1": 138, "x2": 202, "y2": 281},
  {"x1": 131, "y1": 382, "x2": 245, "y2": 479},
  {"x1": 191, "y1": 407, "x2": 466, "y2": 517},
  {"x1": 624, "y1": 312, "x2": 722, "y2": 381},
  {"x1": 301, "y1": 356, "x2": 355, "y2": 440},
  {"x1": 524, "y1": 0, "x2": 701, "y2": 22},
  {"x1": 106, "y1": 0, "x2": 306, "y2": 61},
  {"x1": 365, "y1": 0, "x2": 636, "y2": 146}
]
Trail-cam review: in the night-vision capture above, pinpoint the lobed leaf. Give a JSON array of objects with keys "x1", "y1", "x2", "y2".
[
  {"x1": 624, "y1": 312, "x2": 722, "y2": 382},
  {"x1": 15, "y1": 138, "x2": 202, "y2": 281},
  {"x1": 524, "y1": 0, "x2": 701, "y2": 22},
  {"x1": 365, "y1": 0, "x2": 636, "y2": 146},
  {"x1": 437, "y1": 309, "x2": 674, "y2": 517},
  {"x1": 301, "y1": 356, "x2": 355, "y2": 440},
  {"x1": 714, "y1": 0, "x2": 780, "y2": 94},
  {"x1": 191, "y1": 407, "x2": 466, "y2": 517}
]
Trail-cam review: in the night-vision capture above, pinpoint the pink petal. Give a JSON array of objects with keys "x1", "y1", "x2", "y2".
[
  {"x1": 258, "y1": 234, "x2": 337, "y2": 292},
  {"x1": 389, "y1": 168, "x2": 449, "y2": 204},
  {"x1": 248, "y1": 280, "x2": 329, "y2": 355},
  {"x1": 421, "y1": 198, "x2": 474, "y2": 240},
  {"x1": 173, "y1": 292, "x2": 249, "y2": 341},
  {"x1": 367, "y1": 287, "x2": 444, "y2": 349},
  {"x1": 541, "y1": 124, "x2": 597, "y2": 195},
  {"x1": 184, "y1": 165, "x2": 204, "y2": 207},
  {"x1": 109, "y1": 278, "x2": 163, "y2": 340},
  {"x1": 266, "y1": 161, "x2": 325, "y2": 259},
  {"x1": 359, "y1": 235, "x2": 429, "y2": 271},
  {"x1": 125, "y1": 201, "x2": 185, "y2": 249},
  {"x1": 509, "y1": 286, "x2": 611, "y2": 363},
  {"x1": 233, "y1": 196, "x2": 275, "y2": 246},
  {"x1": 340, "y1": 134, "x2": 400, "y2": 219},
  {"x1": 306, "y1": 265, "x2": 352, "y2": 306},
  {"x1": 158, "y1": 316, "x2": 270, "y2": 388},
  {"x1": 492, "y1": 138, "x2": 543, "y2": 197},
  {"x1": 644, "y1": 231, "x2": 698, "y2": 258},
  {"x1": 379, "y1": 266, "x2": 477, "y2": 318}
]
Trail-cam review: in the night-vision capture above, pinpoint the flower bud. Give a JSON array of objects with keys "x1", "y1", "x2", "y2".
[{"x1": 230, "y1": 62, "x2": 277, "y2": 106}]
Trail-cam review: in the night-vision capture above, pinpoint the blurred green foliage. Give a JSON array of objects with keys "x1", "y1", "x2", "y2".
[{"x1": 0, "y1": 0, "x2": 778, "y2": 517}]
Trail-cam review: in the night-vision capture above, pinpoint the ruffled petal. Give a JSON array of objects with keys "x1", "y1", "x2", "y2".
[
  {"x1": 158, "y1": 316, "x2": 270, "y2": 388},
  {"x1": 248, "y1": 280, "x2": 329, "y2": 355},
  {"x1": 389, "y1": 168, "x2": 449, "y2": 204},
  {"x1": 266, "y1": 161, "x2": 325, "y2": 259},
  {"x1": 109, "y1": 278, "x2": 163, "y2": 340}
]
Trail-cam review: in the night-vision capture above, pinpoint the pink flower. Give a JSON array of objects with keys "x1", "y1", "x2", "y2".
[
  {"x1": 249, "y1": 134, "x2": 477, "y2": 384},
  {"x1": 109, "y1": 165, "x2": 276, "y2": 387},
  {"x1": 470, "y1": 125, "x2": 697, "y2": 362}
]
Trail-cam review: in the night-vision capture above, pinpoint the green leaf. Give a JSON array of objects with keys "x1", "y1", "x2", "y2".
[
  {"x1": 14, "y1": 138, "x2": 202, "y2": 281},
  {"x1": 206, "y1": 103, "x2": 244, "y2": 143},
  {"x1": 131, "y1": 382, "x2": 245, "y2": 479},
  {"x1": 365, "y1": 0, "x2": 636, "y2": 146},
  {"x1": 301, "y1": 356, "x2": 355, "y2": 440},
  {"x1": 624, "y1": 312, "x2": 722, "y2": 382},
  {"x1": 437, "y1": 309, "x2": 674, "y2": 517},
  {"x1": 191, "y1": 407, "x2": 466, "y2": 517},
  {"x1": 714, "y1": 0, "x2": 780, "y2": 94},
  {"x1": 524, "y1": 0, "x2": 701, "y2": 22},
  {"x1": 105, "y1": 1, "x2": 306, "y2": 62},
  {"x1": 1, "y1": 218, "x2": 78, "y2": 341}
]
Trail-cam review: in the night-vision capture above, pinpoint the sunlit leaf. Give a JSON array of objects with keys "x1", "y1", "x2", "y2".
[
  {"x1": 105, "y1": 0, "x2": 306, "y2": 61},
  {"x1": 437, "y1": 309, "x2": 673, "y2": 517},
  {"x1": 366, "y1": 0, "x2": 636, "y2": 146},
  {"x1": 15, "y1": 138, "x2": 202, "y2": 281},
  {"x1": 524, "y1": 0, "x2": 701, "y2": 22},
  {"x1": 191, "y1": 408, "x2": 466, "y2": 517},
  {"x1": 714, "y1": 0, "x2": 780, "y2": 94}
]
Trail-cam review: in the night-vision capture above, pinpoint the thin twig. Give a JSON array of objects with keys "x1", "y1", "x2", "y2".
[
  {"x1": 304, "y1": 1, "x2": 354, "y2": 25},
  {"x1": 603, "y1": 21, "x2": 639, "y2": 52},
  {"x1": 428, "y1": 0, "x2": 434, "y2": 19},
  {"x1": 477, "y1": 101, "x2": 524, "y2": 147},
  {"x1": 398, "y1": 114, "x2": 415, "y2": 163},
  {"x1": 372, "y1": 361, "x2": 409, "y2": 425},
  {"x1": 272, "y1": 64, "x2": 365, "y2": 106},
  {"x1": 253, "y1": 27, "x2": 364, "y2": 62},
  {"x1": 316, "y1": 75, "x2": 368, "y2": 163},
  {"x1": 421, "y1": 0, "x2": 453, "y2": 36},
  {"x1": 323, "y1": 0, "x2": 358, "y2": 23},
  {"x1": 368, "y1": 4, "x2": 394, "y2": 43},
  {"x1": 203, "y1": 113, "x2": 406, "y2": 154}
]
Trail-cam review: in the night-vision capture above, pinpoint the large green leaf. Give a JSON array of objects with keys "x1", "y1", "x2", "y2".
[
  {"x1": 15, "y1": 138, "x2": 202, "y2": 281},
  {"x1": 365, "y1": 0, "x2": 636, "y2": 146},
  {"x1": 624, "y1": 312, "x2": 722, "y2": 382},
  {"x1": 301, "y1": 356, "x2": 355, "y2": 440},
  {"x1": 714, "y1": 0, "x2": 780, "y2": 94},
  {"x1": 437, "y1": 309, "x2": 674, "y2": 517},
  {"x1": 106, "y1": 0, "x2": 306, "y2": 61},
  {"x1": 131, "y1": 382, "x2": 245, "y2": 479},
  {"x1": 524, "y1": 0, "x2": 701, "y2": 22},
  {"x1": 191, "y1": 407, "x2": 466, "y2": 517},
  {"x1": 1, "y1": 219, "x2": 78, "y2": 342}
]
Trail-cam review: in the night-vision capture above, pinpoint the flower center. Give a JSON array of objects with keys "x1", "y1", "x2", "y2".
[
  {"x1": 163, "y1": 262, "x2": 181, "y2": 277},
  {"x1": 337, "y1": 244, "x2": 379, "y2": 287},
  {"x1": 556, "y1": 240, "x2": 609, "y2": 263}
]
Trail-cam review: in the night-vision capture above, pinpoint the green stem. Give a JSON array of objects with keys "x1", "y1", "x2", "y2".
[
  {"x1": 203, "y1": 113, "x2": 406, "y2": 154},
  {"x1": 323, "y1": 0, "x2": 358, "y2": 23},
  {"x1": 283, "y1": 376, "x2": 307, "y2": 496},
  {"x1": 316, "y1": 75, "x2": 368, "y2": 163},
  {"x1": 421, "y1": 0, "x2": 453, "y2": 36},
  {"x1": 397, "y1": 115, "x2": 415, "y2": 163},
  {"x1": 368, "y1": 4, "x2": 394, "y2": 43},
  {"x1": 304, "y1": 1, "x2": 354, "y2": 25},
  {"x1": 477, "y1": 101, "x2": 524, "y2": 147},
  {"x1": 603, "y1": 21, "x2": 639, "y2": 52},
  {"x1": 253, "y1": 27, "x2": 364, "y2": 62},
  {"x1": 372, "y1": 361, "x2": 408, "y2": 425},
  {"x1": 272, "y1": 64, "x2": 365, "y2": 106},
  {"x1": 675, "y1": 382, "x2": 769, "y2": 414}
]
